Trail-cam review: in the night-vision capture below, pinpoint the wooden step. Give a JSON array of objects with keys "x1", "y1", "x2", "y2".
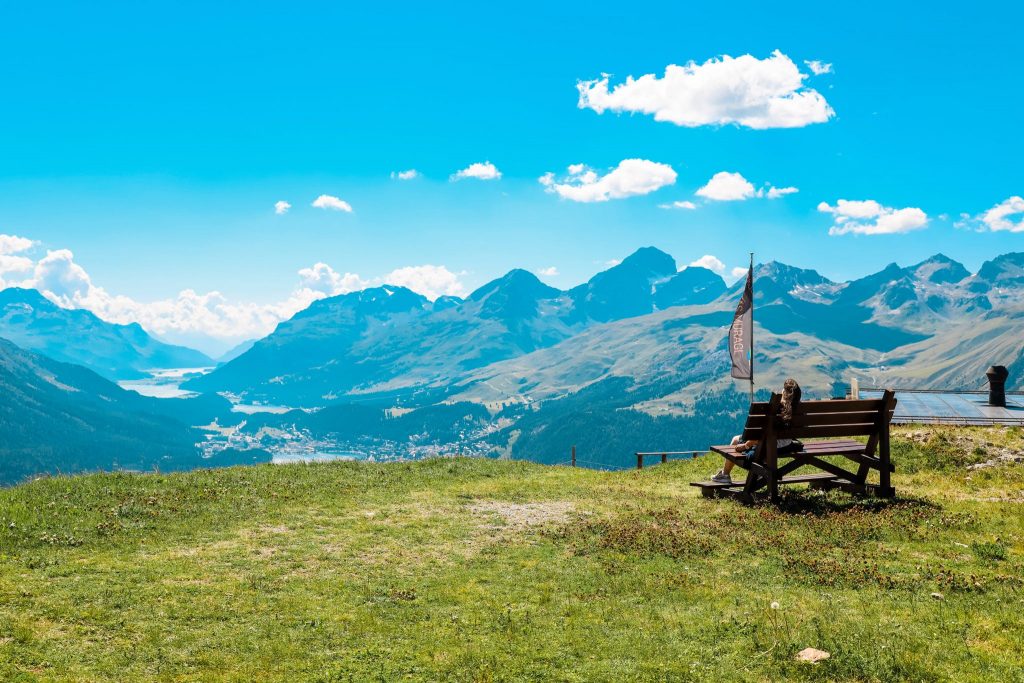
[
  {"x1": 778, "y1": 472, "x2": 840, "y2": 485},
  {"x1": 690, "y1": 480, "x2": 739, "y2": 489},
  {"x1": 692, "y1": 472, "x2": 840, "y2": 489}
]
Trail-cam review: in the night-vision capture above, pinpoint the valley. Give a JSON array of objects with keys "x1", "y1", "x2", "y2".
[{"x1": 3, "y1": 247, "x2": 1024, "y2": 480}]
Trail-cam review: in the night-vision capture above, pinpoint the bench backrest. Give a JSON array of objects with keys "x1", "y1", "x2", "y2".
[{"x1": 741, "y1": 391, "x2": 897, "y2": 462}]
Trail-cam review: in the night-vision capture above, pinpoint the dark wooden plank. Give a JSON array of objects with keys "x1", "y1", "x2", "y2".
[
  {"x1": 690, "y1": 480, "x2": 738, "y2": 489},
  {"x1": 776, "y1": 458, "x2": 806, "y2": 477},
  {"x1": 710, "y1": 440, "x2": 865, "y2": 455},
  {"x1": 778, "y1": 472, "x2": 840, "y2": 485},
  {"x1": 861, "y1": 389, "x2": 896, "y2": 478},
  {"x1": 840, "y1": 451, "x2": 896, "y2": 472},
  {"x1": 743, "y1": 410, "x2": 893, "y2": 428},
  {"x1": 791, "y1": 411, "x2": 894, "y2": 428},
  {"x1": 802, "y1": 456, "x2": 860, "y2": 481},
  {"x1": 791, "y1": 399, "x2": 887, "y2": 414},
  {"x1": 799, "y1": 440, "x2": 864, "y2": 451},
  {"x1": 779, "y1": 424, "x2": 879, "y2": 438},
  {"x1": 879, "y1": 391, "x2": 895, "y2": 492}
]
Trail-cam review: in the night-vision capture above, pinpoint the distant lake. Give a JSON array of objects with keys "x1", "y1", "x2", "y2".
[
  {"x1": 118, "y1": 367, "x2": 211, "y2": 398},
  {"x1": 120, "y1": 368, "x2": 295, "y2": 414}
]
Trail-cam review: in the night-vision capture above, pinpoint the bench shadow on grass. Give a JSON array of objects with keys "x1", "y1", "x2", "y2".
[{"x1": 753, "y1": 489, "x2": 941, "y2": 517}]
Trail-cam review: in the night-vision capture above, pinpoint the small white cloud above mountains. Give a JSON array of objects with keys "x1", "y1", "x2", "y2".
[
  {"x1": 819, "y1": 199, "x2": 929, "y2": 236},
  {"x1": 959, "y1": 196, "x2": 1024, "y2": 233},
  {"x1": 804, "y1": 60, "x2": 833, "y2": 75},
  {"x1": 451, "y1": 162, "x2": 501, "y2": 181},
  {"x1": 0, "y1": 235, "x2": 35, "y2": 255},
  {"x1": 695, "y1": 171, "x2": 798, "y2": 202},
  {"x1": 0, "y1": 235, "x2": 35, "y2": 283},
  {"x1": 659, "y1": 200, "x2": 697, "y2": 210},
  {"x1": 391, "y1": 169, "x2": 420, "y2": 180},
  {"x1": 298, "y1": 262, "x2": 367, "y2": 295},
  {"x1": 687, "y1": 255, "x2": 726, "y2": 274},
  {"x1": 312, "y1": 195, "x2": 353, "y2": 212},
  {"x1": 696, "y1": 172, "x2": 755, "y2": 201},
  {"x1": 274, "y1": 200, "x2": 291, "y2": 215},
  {"x1": 537, "y1": 266, "x2": 559, "y2": 277},
  {"x1": 765, "y1": 186, "x2": 799, "y2": 199},
  {"x1": 381, "y1": 265, "x2": 467, "y2": 299},
  {"x1": 540, "y1": 159, "x2": 677, "y2": 203},
  {"x1": 577, "y1": 50, "x2": 834, "y2": 129}
]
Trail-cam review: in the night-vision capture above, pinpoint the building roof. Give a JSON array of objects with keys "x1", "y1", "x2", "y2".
[{"x1": 862, "y1": 389, "x2": 1024, "y2": 426}]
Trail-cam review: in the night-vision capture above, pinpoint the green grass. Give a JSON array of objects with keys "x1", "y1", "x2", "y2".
[{"x1": 1, "y1": 425, "x2": 1024, "y2": 681}]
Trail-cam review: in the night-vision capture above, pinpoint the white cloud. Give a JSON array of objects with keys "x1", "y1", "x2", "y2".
[
  {"x1": 696, "y1": 172, "x2": 756, "y2": 201},
  {"x1": 0, "y1": 238, "x2": 468, "y2": 353},
  {"x1": 274, "y1": 200, "x2": 292, "y2": 215},
  {"x1": 540, "y1": 159, "x2": 677, "y2": 203},
  {"x1": 379, "y1": 265, "x2": 467, "y2": 300},
  {"x1": 819, "y1": 199, "x2": 929, "y2": 236},
  {"x1": 391, "y1": 169, "x2": 420, "y2": 180},
  {"x1": 605, "y1": 259, "x2": 622, "y2": 267},
  {"x1": 31, "y1": 249, "x2": 94, "y2": 300},
  {"x1": 0, "y1": 234, "x2": 34, "y2": 255},
  {"x1": 0, "y1": 254, "x2": 33, "y2": 284},
  {"x1": 659, "y1": 200, "x2": 697, "y2": 210},
  {"x1": 297, "y1": 262, "x2": 367, "y2": 296},
  {"x1": 537, "y1": 266, "x2": 559, "y2": 277},
  {"x1": 578, "y1": 50, "x2": 834, "y2": 129},
  {"x1": 0, "y1": 234, "x2": 36, "y2": 287},
  {"x1": 295, "y1": 263, "x2": 465, "y2": 303},
  {"x1": 804, "y1": 60, "x2": 833, "y2": 76},
  {"x1": 730, "y1": 266, "x2": 749, "y2": 280},
  {"x1": 451, "y1": 161, "x2": 501, "y2": 181},
  {"x1": 971, "y1": 196, "x2": 1024, "y2": 233},
  {"x1": 695, "y1": 172, "x2": 798, "y2": 201},
  {"x1": 311, "y1": 194, "x2": 354, "y2": 212},
  {"x1": 765, "y1": 186, "x2": 799, "y2": 199},
  {"x1": 687, "y1": 255, "x2": 726, "y2": 274}
]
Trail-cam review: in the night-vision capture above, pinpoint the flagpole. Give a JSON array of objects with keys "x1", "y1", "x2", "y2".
[{"x1": 749, "y1": 252, "x2": 754, "y2": 405}]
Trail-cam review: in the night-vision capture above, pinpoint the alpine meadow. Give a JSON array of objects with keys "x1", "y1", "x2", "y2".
[{"x1": 1, "y1": 2, "x2": 1023, "y2": 681}]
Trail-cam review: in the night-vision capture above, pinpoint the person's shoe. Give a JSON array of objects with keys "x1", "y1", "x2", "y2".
[{"x1": 710, "y1": 470, "x2": 732, "y2": 484}]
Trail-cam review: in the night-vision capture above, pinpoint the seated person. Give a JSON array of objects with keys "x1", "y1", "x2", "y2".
[{"x1": 711, "y1": 379, "x2": 802, "y2": 484}]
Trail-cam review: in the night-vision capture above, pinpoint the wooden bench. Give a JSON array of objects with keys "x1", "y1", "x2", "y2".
[{"x1": 691, "y1": 390, "x2": 897, "y2": 504}]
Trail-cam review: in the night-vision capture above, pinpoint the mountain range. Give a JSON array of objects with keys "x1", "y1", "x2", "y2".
[
  {"x1": 3, "y1": 247, "x2": 1024, "y2": 477},
  {"x1": 183, "y1": 248, "x2": 737, "y2": 404},
  {"x1": 0, "y1": 287, "x2": 213, "y2": 380},
  {"x1": 0, "y1": 337, "x2": 266, "y2": 485},
  {"x1": 186, "y1": 249, "x2": 1024, "y2": 408}
]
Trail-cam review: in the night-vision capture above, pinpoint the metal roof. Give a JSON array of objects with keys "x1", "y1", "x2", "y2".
[{"x1": 861, "y1": 389, "x2": 1024, "y2": 426}]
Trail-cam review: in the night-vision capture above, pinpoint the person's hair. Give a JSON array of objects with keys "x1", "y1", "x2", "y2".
[{"x1": 779, "y1": 378, "x2": 802, "y2": 423}]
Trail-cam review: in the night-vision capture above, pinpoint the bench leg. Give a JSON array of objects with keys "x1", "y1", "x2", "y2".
[{"x1": 769, "y1": 472, "x2": 780, "y2": 504}]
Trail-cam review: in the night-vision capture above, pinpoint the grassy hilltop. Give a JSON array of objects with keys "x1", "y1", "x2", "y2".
[{"x1": 1, "y1": 426, "x2": 1023, "y2": 682}]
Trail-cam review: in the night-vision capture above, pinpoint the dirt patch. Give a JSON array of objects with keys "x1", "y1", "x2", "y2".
[{"x1": 467, "y1": 501, "x2": 576, "y2": 533}]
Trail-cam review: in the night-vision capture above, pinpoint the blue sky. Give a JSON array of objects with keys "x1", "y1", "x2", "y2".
[{"x1": 0, "y1": 1, "x2": 1022, "y2": 353}]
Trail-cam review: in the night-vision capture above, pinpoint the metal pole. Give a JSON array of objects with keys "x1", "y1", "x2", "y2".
[
  {"x1": 571, "y1": 445, "x2": 576, "y2": 467},
  {"x1": 749, "y1": 252, "x2": 755, "y2": 404}
]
